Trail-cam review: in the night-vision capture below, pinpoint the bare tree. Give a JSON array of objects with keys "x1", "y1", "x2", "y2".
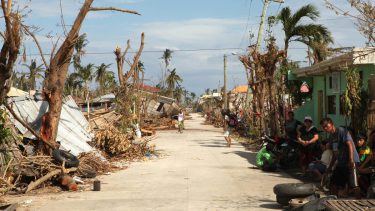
[
  {"x1": 25, "y1": 0, "x2": 140, "y2": 149},
  {"x1": 325, "y1": 0, "x2": 375, "y2": 46},
  {"x1": 0, "y1": 0, "x2": 22, "y2": 102}
]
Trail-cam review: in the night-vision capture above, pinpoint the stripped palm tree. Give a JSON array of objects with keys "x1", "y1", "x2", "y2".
[
  {"x1": 166, "y1": 68, "x2": 183, "y2": 98},
  {"x1": 174, "y1": 85, "x2": 184, "y2": 103},
  {"x1": 64, "y1": 73, "x2": 83, "y2": 96},
  {"x1": 23, "y1": 59, "x2": 44, "y2": 90},
  {"x1": 13, "y1": 72, "x2": 28, "y2": 91},
  {"x1": 71, "y1": 63, "x2": 94, "y2": 118},
  {"x1": 73, "y1": 33, "x2": 89, "y2": 71},
  {"x1": 95, "y1": 63, "x2": 112, "y2": 95},
  {"x1": 102, "y1": 71, "x2": 116, "y2": 91},
  {"x1": 160, "y1": 49, "x2": 173, "y2": 88}
]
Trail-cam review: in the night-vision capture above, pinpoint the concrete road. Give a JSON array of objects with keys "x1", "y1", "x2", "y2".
[{"x1": 16, "y1": 113, "x2": 300, "y2": 211}]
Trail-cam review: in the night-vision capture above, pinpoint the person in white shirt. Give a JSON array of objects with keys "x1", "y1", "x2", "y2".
[
  {"x1": 177, "y1": 109, "x2": 184, "y2": 133},
  {"x1": 308, "y1": 140, "x2": 333, "y2": 181}
]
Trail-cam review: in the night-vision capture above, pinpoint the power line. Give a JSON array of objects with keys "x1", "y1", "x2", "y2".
[
  {"x1": 27, "y1": 47, "x2": 246, "y2": 56},
  {"x1": 238, "y1": 0, "x2": 254, "y2": 48}
]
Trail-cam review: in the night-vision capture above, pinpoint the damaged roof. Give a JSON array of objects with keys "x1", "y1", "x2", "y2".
[{"x1": 7, "y1": 95, "x2": 94, "y2": 156}]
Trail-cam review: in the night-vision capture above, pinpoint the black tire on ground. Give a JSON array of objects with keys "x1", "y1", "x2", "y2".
[
  {"x1": 79, "y1": 169, "x2": 97, "y2": 178},
  {"x1": 52, "y1": 149, "x2": 79, "y2": 168},
  {"x1": 276, "y1": 195, "x2": 291, "y2": 205},
  {"x1": 273, "y1": 183, "x2": 315, "y2": 197}
]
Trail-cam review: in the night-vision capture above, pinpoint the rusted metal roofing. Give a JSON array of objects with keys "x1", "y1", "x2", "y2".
[{"x1": 7, "y1": 95, "x2": 94, "y2": 156}]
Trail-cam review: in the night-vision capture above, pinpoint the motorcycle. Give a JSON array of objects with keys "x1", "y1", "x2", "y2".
[{"x1": 260, "y1": 135, "x2": 300, "y2": 169}]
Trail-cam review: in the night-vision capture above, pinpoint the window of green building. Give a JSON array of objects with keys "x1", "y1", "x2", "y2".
[{"x1": 327, "y1": 95, "x2": 336, "y2": 114}]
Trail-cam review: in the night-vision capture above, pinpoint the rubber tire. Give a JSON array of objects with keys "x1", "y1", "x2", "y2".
[
  {"x1": 52, "y1": 149, "x2": 79, "y2": 168},
  {"x1": 274, "y1": 183, "x2": 315, "y2": 197}
]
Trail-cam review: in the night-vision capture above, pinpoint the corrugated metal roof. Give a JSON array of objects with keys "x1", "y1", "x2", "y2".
[
  {"x1": 93, "y1": 93, "x2": 115, "y2": 103},
  {"x1": 7, "y1": 95, "x2": 94, "y2": 156}
]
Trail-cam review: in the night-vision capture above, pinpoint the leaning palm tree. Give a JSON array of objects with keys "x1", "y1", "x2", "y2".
[
  {"x1": 23, "y1": 59, "x2": 44, "y2": 90},
  {"x1": 73, "y1": 33, "x2": 89, "y2": 71},
  {"x1": 277, "y1": 4, "x2": 332, "y2": 59},
  {"x1": 165, "y1": 68, "x2": 183, "y2": 98},
  {"x1": 95, "y1": 63, "x2": 112, "y2": 95}
]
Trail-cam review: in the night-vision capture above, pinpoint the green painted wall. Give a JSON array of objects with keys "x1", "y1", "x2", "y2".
[{"x1": 294, "y1": 64, "x2": 375, "y2": 128}]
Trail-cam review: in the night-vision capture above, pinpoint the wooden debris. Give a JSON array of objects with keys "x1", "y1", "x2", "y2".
[
  {"x1": 77, "y1": 152, "x2": 111, "y2": 175},
  {"x1": 25, "y1": 167, "x2": 77, "y2": 193},
  {"x1": 94, "y1": 125, "x2": 132, "y2": 155}
]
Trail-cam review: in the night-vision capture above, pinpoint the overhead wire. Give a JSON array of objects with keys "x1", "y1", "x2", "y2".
[{"x1": 238, "y1": 0, "x2": 254, "y2": 48}]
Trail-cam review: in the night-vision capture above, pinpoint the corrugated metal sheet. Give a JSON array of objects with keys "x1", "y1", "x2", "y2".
[
  {"x1": 7, "y1": 95, "x2": 94, "y2": 156},
  {"x1": 93, "y1": 93, "x2": 115, "y2": 103}
]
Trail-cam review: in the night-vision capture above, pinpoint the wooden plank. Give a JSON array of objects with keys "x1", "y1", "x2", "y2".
[
  {"x1": 349, "y1": 200, "x2": 366, "y2": 211},
  {"x1": 324, "y1": 200, "x2": 375, "y2": 211}
]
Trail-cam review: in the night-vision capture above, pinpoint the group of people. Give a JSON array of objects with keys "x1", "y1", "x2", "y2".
[{"x1": 257, "y1": 111, "x2": 375, "y2": 198}]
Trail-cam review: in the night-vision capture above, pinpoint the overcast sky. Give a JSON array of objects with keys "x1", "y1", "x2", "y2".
[{"x1": 17, "y1": 0, "x2": 367, "y2": 95}]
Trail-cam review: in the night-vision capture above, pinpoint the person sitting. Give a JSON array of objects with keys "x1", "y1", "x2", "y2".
[
  {"x1": 356, "y1": 133, "x2": 371, "y2": 164},
  {"x1": 297, "y1": 116, "x2": 319, "y2": 176},
  {"x1": 308, "y1": 140, "x2": 333, "y2": 182},
  {"x1": 256, "y1": 143, "x2": 277, "y2": 172},
  {"x1": 284, "y1": 111, "x2": 302, "y2": 146}
]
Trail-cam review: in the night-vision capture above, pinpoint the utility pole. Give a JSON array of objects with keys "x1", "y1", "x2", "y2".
[
  {"x1": 245, "y1": 0, "x2": 284, "y2": 125},
  {"x1": 223, "y1": 54, "x2": 228, "y2": 110},
  {"x1": 256, "y1": 0, "x2": 284, "y2": 52}
]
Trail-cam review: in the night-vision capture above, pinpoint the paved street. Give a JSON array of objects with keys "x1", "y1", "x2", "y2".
[{"x1": 16, "y1": 113, "x2": 299, "y2": 211}]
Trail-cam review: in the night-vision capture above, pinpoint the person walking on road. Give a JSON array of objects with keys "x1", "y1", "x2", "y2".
[
  {"x1": 223, "y1": 109, "x2": 237, "y2": 147},
  {"x1": 178, "y1": 109, "x2": 184, "y2": 133}
]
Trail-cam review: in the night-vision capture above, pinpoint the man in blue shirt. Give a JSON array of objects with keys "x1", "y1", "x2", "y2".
[{"x1": 320, "y1": 118, "x2": 360, "y2": 197}]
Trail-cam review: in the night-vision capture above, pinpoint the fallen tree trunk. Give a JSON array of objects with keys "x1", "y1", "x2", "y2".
[{"x1": 25, "y1": 167, "x2": 77, "y2": 193}]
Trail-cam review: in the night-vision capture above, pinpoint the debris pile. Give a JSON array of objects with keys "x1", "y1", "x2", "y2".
[
  {"x1": 0, "y1": 155, "x2": 77, "y2": 194},
  {"x1": 94, "y1": 125, "x2": 132, "y2": 156},
  {"x1": 143, "y1": 116, "x2": 176, "y2": 130},
  {"x1": 77, "y1": 152, "x2": 112, "y2": 177}
]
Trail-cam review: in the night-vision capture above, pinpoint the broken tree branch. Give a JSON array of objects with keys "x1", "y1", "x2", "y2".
[
  {"x1": 22, "y1": 26, "x2": 50, "y2": 69},
  {"x1": 25, "y1": 167, "x2": 77, "y2": 193},
  {"x1": 124, "y1": 32, "x2": 145, "y2": 82},
  {"x1": 89, "y1": 7, "x2": 141, "y2": 15},
  {"x1": 0, "y1": 177, "x2": 13, "y2": 188},
  {"x1": 4, "y1": 103, "x2": 55, "y2": 149}
]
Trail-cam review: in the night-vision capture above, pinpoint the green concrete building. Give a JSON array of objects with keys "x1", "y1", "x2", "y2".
[{"x1": 290, "y1": 48, "x2": 375, "y2": 128}]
